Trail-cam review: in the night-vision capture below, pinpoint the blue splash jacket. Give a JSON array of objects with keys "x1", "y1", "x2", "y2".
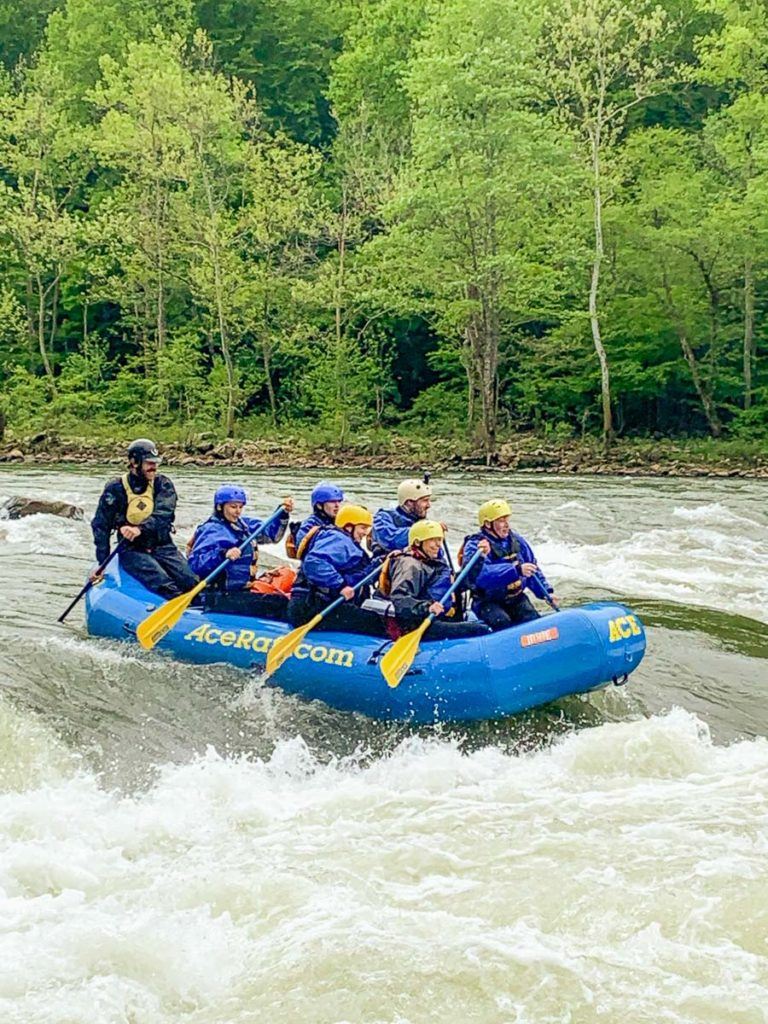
[
  {"x1": 293, "y1": 527, "x2": 373, "y2": 598},
  {"x1": 462, "y1": 528, "x2": 552, "y2": 604},
  {"x1": 188, "y1": 511, "x2": 287, "y2": 589}
]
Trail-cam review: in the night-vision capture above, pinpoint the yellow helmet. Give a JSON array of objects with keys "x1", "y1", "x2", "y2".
[
  {"x1": 336, "y1": 504, "x2": 373, "y2": 530},
  {"x1": 409, "y1": 520, "x2": 444, "y2": 546},
  {"x1": 478, "y1": 499, "x2": 512, "y2": 527}
]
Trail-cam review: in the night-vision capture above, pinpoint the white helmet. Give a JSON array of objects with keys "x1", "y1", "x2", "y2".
[{"x1": 397, "y1": 478, "x2": 432, "y2": 505}]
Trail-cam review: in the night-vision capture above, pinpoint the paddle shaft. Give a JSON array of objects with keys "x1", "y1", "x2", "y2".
[
  {"x1": 534, "y1": 569, "x2": 559, "y2": 611},
  {"x1": 136, "y1": 505, "x2": 287, "y2": 651},
  {"x1": 312, "y1": 561, "x2": 384, "y2": 622},
  {"x1": 198, "y1": 507, "x2": 286, "y2": 589},
  {"x1": 425, "y1": 548, "x2": 483, "y2": 627},
  {"x1": 264, "y1": 558, "x2": 383, "y2": 677},
  {"x1": 58, "y1": 539, "x2": 128, "y2": 623}
]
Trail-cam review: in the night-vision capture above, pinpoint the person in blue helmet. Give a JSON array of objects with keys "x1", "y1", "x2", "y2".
[
  {"x1": 188, "y1": 484, "x2": 294, "y2": 618},
  {"x1": 371, "y1": 478, "x2": 446, "y2": 558},
  {"x1": 285, "y1": 481, "x2": 345, "y2": 557},
  {"x1": 462, "y1": 499, "x2": 558, "y2": 631},
  {"x1": 287, "y1": 504, "x2": 387, "y2": 636}
]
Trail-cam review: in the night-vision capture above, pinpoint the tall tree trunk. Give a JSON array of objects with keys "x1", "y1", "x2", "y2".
[
  {"x1": 35, "y1": 274, "x2": 56, "y2": 390},
  {"x1": 25, "y1": 276, "x2": 36, "y2": 357},
  {"x1": 464, "y1": 356, "x2": 476, "y2": 427},
  {"x1": 689, "y1": 250, "x2": 721, "y2": 395},
  {"x1": 83, "y1": 299, "x2": 89, "y2": 392},
  {"x1": 212, "y1": 250, "x2": 235, "y2": 438},
  {"x1": 154, "y1": 183, "x2": 166, "y2": 352},
  {"x1": 197, "y1": 154, "x2": 236, "y2": 438},
  {"x1": 743, "y1": 257, "x2": 754, "y2": 411},
  {"x1": 263, "y1": 341, "x2": 277, "y2": 425},
  {"x1": 590, "y1": 133, "x2": 613, "y2": 450},
  {"x1": 466, "y1": 284, "x2": 498, "y2": 465},
  {"x1": 335, "y1": 188, "x2": 349, "y2": 448},
  {"x1": 48, "y1": 277, "x2": 59, "y2": 358},
  {"x1": 662, "y1": 270, "x2": 721, "y2": 437}
]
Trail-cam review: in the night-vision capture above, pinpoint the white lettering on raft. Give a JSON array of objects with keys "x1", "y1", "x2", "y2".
[{"x1": 183, "y1": 624, "x2": 354, "y2": 668}]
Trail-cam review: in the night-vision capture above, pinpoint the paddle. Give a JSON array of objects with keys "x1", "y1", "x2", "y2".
[
  {"x1": 58, "y1": 539, "x2": 128, "y2": 623},
  {"x1": 534, "y1": 569, "x2": 560, "y2": 611},
  {"x1": 380, "y1": 548, "x2": 484, "y2": 690},
  {"x1": 265, "y1": 561, "x2": 382, "y2": 679},
  {"x1": 422, "y1": 470, "x2": 459, "y2": 598},
  {"x1": 137, "y1": 505, "x2": 285, "y2": 651}
]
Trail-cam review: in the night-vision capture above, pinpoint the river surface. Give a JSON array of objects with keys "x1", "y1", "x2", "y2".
[{"x1": 1, "y1": 465, "x2": 767, "y2": 1023}]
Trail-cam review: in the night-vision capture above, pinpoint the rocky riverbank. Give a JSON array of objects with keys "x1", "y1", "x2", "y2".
[{"x1": 1, "y1": 431, "x2": 766, "y2": 477}]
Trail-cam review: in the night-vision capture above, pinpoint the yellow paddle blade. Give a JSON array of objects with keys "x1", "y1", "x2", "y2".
[
  {"x1": 136, "y1": 579, "x2": 207, "y2": 650},
  {"x1": 380, "y1": 618, "x2": 431, "y2": 689},
  {"x1": 265, "y1": 613, "x2": 323, "y2": 679}
]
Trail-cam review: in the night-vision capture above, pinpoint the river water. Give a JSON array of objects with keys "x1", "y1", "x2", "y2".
[{"x1": 1, "y1": 465, "x2": 767, "y2": 1023}]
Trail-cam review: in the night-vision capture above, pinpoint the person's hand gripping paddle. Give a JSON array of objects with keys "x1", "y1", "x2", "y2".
[
  {"x1": 136, "y1": 506, "x2": 285, "y2": 650},
  {"x1": 379, "y1": 549, "x2": 484, "y2": 689}
]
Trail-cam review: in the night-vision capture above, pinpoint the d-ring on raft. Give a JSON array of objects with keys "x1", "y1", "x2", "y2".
[{"x1": 85, "y1": 561, "x2": 646, "y2": 724}]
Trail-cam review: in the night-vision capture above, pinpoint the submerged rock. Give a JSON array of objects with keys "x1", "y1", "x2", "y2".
[{"x1": 0, "y1": 496, "x2": 84, "y2": 521}]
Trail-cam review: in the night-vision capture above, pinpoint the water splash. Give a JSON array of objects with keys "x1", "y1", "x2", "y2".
[{"x1": 1, "y1": 709, "x2": 766, "y2": 1022}]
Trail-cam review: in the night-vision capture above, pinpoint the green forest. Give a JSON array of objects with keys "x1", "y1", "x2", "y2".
[{"x1": 0, "y1": 0, "x2": 766, "y2": 459}]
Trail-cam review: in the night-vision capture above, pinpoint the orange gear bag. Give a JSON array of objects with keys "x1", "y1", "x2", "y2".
[{"x1": 248, "y1": 565, "x2": 297, "y2": 597}]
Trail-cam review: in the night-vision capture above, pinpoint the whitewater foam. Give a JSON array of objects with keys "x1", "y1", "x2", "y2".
[
  {"x1": 1, "y1": 709, "x2": 766, "y2": 1023},
  {"x1": 539, "y1": 501, "x2": 768, "y2": 623}
]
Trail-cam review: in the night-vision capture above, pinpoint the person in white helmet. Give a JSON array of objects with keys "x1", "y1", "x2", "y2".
[{"x1": 371, "y1": 478, "x2": 448, "y2": 559}]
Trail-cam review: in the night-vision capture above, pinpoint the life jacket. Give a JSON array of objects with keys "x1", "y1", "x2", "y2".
[
  {"x1": 458, "y1": 531, "x2": 521, "y2": 566},
  {"x1": 295, "y1": 525, "x2": 321, "y2": 560},
  {"x1": 292, "y1": 526, "x2": 369, "y2": 601},
  {"x1": 459, "y1": 530, "x2": 525, "y2": 601},
  {"x1": 381, "y1": 548, "x2": 456, "y2": 617},
  {"x1": 248, "y1": 565, "x2": 296, "y2": 597},
  {"x1": 122, "y1": 473, "x2": 154, "y2": 525},
  {"x1": 287, "y1": 509, "x2": 336, "y2": 558},
  {"x1": 285, "y1": 521, "x2": 302, "y2": 559},
  {"x1": 371, "y1": 505, "x2": 418, "y2": 557},
  {"x1": 185, "y1": 527, "x2": 197, "y2": 558},
  {"x1": 188, "y1": 515, "x2": 262, "y2": 587},
  {"x1": 377, "y1": 552, "x2": 398, "y2": 596}
]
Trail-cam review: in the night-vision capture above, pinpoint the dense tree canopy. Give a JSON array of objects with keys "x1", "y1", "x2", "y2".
[{"x1": 0, "y1": 0, "x2": 765, "y2": 456}]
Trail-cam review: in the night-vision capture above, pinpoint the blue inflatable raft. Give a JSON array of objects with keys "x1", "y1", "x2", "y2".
[{"x1": 85, "y1": 561, "x2": 646, "y2": 724}]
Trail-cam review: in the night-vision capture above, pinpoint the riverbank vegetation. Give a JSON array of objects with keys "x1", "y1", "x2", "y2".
[{"x1": 0, "y1": 0, "x2": 766, "y2": 462}]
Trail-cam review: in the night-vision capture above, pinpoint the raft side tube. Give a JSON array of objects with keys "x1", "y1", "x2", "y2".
[{"x1": 84, "y1": 561, "x2": 647, "y2": 723}]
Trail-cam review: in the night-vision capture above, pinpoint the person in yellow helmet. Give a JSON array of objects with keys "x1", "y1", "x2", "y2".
[
  {"x1": 382, "y1": 521, "x2": 491, "y2": 640},
  {"x1": 462, "y1": 499, "x2": 556, "y2": 630},
  {"x1": 286, "y1": 503, "x2": 387, "y2": 636}
]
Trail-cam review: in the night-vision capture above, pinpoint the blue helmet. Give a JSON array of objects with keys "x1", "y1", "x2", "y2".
[
  {"x1": 311, "y1": 481, "x2": 344, "y2": 507},
  {"x1": 214, "y1": 484, "x2": 247, "y2": 507}
]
